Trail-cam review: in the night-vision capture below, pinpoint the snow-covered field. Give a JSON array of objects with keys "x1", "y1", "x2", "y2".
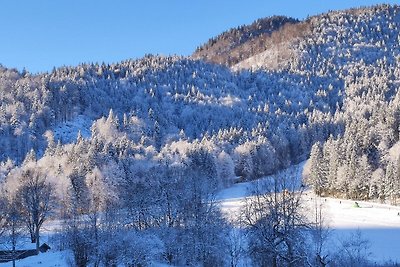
[
  {"x1": 317, "y1": 197, "x2": 400, "y2": 264},
  {"x1": 4, "y1": 164, "x2": 400, "y2": 266},
  {"x1": 217, "y1": 171, "x2": 400, "y2": 264},
  {"x1": 4, "y1": 251, "x2": 68, "y2": 267}
]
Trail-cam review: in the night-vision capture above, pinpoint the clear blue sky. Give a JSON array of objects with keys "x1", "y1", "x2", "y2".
[{"x1": 0, "y1": 0, "x2": 398, "y2": 73}]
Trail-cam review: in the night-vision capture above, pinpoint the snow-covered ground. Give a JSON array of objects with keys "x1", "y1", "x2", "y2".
[
  {"x1": 4, "y1": 164, "x2": 400, "y2": 266},
  {"x1": 231, "y1": 42, "x2": 296, "y2": 71},
  {"x1": 4, "y1": 251, "x2": 68, "y2": 267},
  {"x1": 315, "y1": 196, "x2": 400, "y2": 264},
  {"x1": 217, "y1": 167, "x2": 400, "y2": 264},
  {"x1": 53, "y1": 115, "x2": 92, "y2": 144}
]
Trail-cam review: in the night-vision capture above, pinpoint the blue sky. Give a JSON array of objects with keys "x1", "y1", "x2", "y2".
[{"x1": 0, "y1": 0, "x2": 398, "y2": 73}]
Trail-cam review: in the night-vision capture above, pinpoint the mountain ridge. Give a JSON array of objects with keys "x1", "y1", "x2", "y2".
[
  {"x1": 192, "y1": 15, "x2": 301, "y2": 67},
  {"x1": 194, "y1": 3, "x2": 400, "y2": 72}
]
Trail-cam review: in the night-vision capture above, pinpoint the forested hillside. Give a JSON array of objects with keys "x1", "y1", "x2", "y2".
[
  {"x1": 192, "y1": 16, "x2": 302, "y2": 67},
  {"x1": 1, "y1": 3, "x2": 400, "y2": 266},
  {"x1": 294, "y1": 5, "x2": 400, "y2": 202},
  {"x1": 0, "y1": 51, "x2": 338, "y2": 267},
  {"x1": 0, "y1": 54, "x2": 337, "y2": 176},
  {"x1": 197, "y1": 3, "x2": 400, "y2": 203}
]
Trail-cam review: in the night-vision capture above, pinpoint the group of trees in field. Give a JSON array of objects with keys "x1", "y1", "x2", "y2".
[
  {"x1": 1, "y1": 153, "x2": 372, "y2": 266},
  {"x1": 0, "y1": 163, "x2": 55, "y2": 265}
]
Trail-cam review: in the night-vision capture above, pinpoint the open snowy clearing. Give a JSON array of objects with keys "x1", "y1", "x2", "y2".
[
  {"x1": 217, "y1": 171, "x2": 400, "y2": 264},
  {"x1": 52, "y1": 115, "x2": 92, "y2": 144}
]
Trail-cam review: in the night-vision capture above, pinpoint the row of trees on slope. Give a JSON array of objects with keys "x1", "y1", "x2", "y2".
[{"x1": 296, "y1": 5, "x2": 400, "y2": 203}]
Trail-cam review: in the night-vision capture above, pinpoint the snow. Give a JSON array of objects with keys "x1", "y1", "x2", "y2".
[
  {"x1": 219, "y1": 95, "x2": 242, "y2": 107},
  {"x1": 318, "y1": 196, "x2": 400, "y2": 263},
  {"x1": 0, "y1": 233, "x2": 68, "y2": 267},
  {"x1": 217, "y1": 164, "x2": 400, "y2": 264},
  {"x1": 3, "y1": 164, "x2": 400, "y2": 266},
  {"x1": 52, "y1": 115, "x2": 92, "y2": 144},
  {"x1": 2, "y1": 251, "x2": 69, "y2": 267},
  {"x1": 305, "y1": 195, "x2": 400, "y2": 263},
  {"x1": 232, "y1": 42, "x2": 295, "y2": 71},
  {"x1": 320, "y1": 197, "x2": 400, "y2": 229},
  {"x1": 1, "y1": 251, "x2": 174, "y2": 267},
  {"x1": 388, "y1": 140, "x2": 400, "y2": 162}
]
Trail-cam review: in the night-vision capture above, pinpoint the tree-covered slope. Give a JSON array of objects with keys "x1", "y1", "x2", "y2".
[
  {"x1": 296, "y1": 4, "x2": 400, "y2": 201},
  {"x1": 1, "y1": 5, "x2": 400, "y2": 196},
  {"x1": 2, "y1": 4, "x2": 400, "y2": 266},
  {"x1": 0, "y1": 54, "x2": 338, "y2": 171},
  {"x1": 192, "y1": 15, "x2": 303, "y2": 67},
  {"x1": 196, "y1": 3, "x2": 400, "y2": 202}
]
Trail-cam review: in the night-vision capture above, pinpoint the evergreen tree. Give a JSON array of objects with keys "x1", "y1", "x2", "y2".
[{"x1": 307, "y1": 142, "x2": 328, "y2": 196}]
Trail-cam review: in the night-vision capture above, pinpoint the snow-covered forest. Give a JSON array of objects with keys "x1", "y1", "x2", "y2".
[{"x1": 1, "y1": 3, "x2": 400, "y2": 266}]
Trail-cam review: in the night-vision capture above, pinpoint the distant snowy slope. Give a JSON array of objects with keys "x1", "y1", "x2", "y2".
[
  {"x1": 232, "y1": 42, "x2": 296, "y2": 71},
  {"x1": 53, "y1": 115, "x2": 92, "y2": 144}
]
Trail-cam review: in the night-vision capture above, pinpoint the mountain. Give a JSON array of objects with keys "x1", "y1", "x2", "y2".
[
  {"x1": 0, "y1": 3, "x2": 399, "y2": 196},
  {"x1": 194, "y1": 3, "x2": 400, "y2": 201},
  {"x1": 1, "y1": 4, "x2": 400, "y2": 266}
]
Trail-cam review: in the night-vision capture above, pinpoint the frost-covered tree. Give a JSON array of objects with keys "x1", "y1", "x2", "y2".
[
  {"x1": 307, "y1": 142, "x2": 328, "y2": 196},
  {"x1": 217, "y1": 151, "x2": 236, "y2": 187},
  {"x1": 242, "y1": 171, "x2": 310, "y2": 267},
  {"x1": 0, "y1": 196, "x2": 25, "y2": 267},
  {"x1": 15, "y1": 168, "x2": 56, "y2": 252}
]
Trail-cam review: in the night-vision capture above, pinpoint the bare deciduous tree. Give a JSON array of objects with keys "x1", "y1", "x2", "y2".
[
  {"x1": 0, "y1": 195, "x2": 7, "y2": 239},
  {"x1": 16, "y1": 168, "x2": 56, "y2": 253},
  {"x1": 0, "y1": 194, "x2": 26, "y2": 267},
  {"x1": 241, "y1": 170, "x2": 311, "y2": 267},
  {"x1": 310, "y1": 196, "x2": 331, "y2": 267}
]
